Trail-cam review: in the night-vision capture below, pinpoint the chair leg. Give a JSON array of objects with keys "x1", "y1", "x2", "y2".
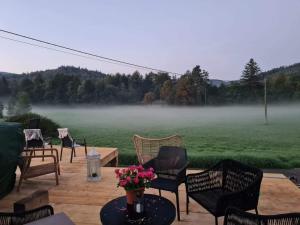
[
  {"x1": 70, "y1": 147, "x2": 74, "y2": 163},
  {"x1": 55, "y1": 170, "x2": 59, "y2": 185},
  {"x1": 74, "y1": 148, "x2": 76, "y2": 157},
  {"x1": 56, "y1": 156, "x2": 61, "y2": 175},
  {"x1": 85, "y1": 145, "x2": 87, "y2": 156},
  {"x1": 215, "y1": 217, "x2": 218, "y2": 225},
  {"x1": 57, "y1": 163, "x2": 61, "y2": 175},
  {"x1": 255, "y1": 207, "x2": 259, "y2": 215},
  {"x1": 158, "y1": 189, "x2": 161, "y2": 196},
  {"x1": 175, "y1": 191, "x2": 180, "y2": 221},
  {"x1": 17, "y1": 175, "x2": 24, "y2": 192},
  {"x1": 42, "y1": 149, "x2": 45, "y2": 161},
  {"x1": 60, "y1": 147, "x2": 63, "y2": 161},
  {"x1": 186, "y1": 195, "x2": 189, "y2": 214}
]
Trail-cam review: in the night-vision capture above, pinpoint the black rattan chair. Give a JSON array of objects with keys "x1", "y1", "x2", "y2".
[
  {"x1": 143, "y1": 146, "x2": 189, "y2": 221},
  {"x1": 0, "y1": 205, "x2": 54, "y2": 225},
  {"x1": 224, "y1": 207, "x2": 300, "y2": 225},
  {"x1": 186, "y1": 159, "x2": 263, "y2": 225}
]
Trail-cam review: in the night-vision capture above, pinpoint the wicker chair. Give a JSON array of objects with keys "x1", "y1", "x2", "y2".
[
  {"x1": 133, "y1": 134, "x2": 183, "y2": 164},
  {"x1": 17, "y1": 148, "x2": 60, "y2": 191},
  {"x1": 224, "y1": 207, "x2": 300, "y2": 225},
  {"x1": 143, "y1": 146, "x2": 189, "y2": 221},
  {"x1": 0, "y1": 205, "x2": 54, "y2": 225},
  {"x1": 57, "y1": 128, "x2": 87, "y2": 163},
  {"x1": 186, "y1": 159, "x2": 263, "y2": 225}
]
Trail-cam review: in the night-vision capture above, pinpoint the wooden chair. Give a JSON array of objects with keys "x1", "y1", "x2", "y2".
[
  {"x1": 17, "y1": 148, "x2": 60, "y2": 192},
  {"x1": 23, "y1": 129, "x2": 52, "y2": 161},
  {"x1": 57, "y1": 128, "x2": 87, "y2": 163},
  {"x1": 133, "y1": 134, "x2": 183, "y2": 164},
  {"x1": 27, "y1": 118, "x2": 52, "y2": 148}
]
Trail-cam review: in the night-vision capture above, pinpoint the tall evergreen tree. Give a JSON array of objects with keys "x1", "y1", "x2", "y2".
[
  {"x1": 160, "y1": 80, "x2": 174, "y2": 104},
  {"x1": 241, "y1": 58, "x2": 261, "y2": 89},
  {"x1": 191, "y1": 65, "x2": 209, "y2": 104}
]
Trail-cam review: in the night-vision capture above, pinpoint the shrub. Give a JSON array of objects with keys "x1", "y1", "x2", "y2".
[{"x1": 6, "y1": 113, "x2": 60, "y2": 137}]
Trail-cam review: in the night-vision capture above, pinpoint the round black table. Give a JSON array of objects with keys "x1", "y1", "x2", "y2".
[{"x1": 100, "y1": 194, "x2": 176, "y2": 225}]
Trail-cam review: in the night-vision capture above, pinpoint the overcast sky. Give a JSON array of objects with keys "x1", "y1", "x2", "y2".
[{"x1": 0, "y1": 0, "x2": 300, "y2": 80}]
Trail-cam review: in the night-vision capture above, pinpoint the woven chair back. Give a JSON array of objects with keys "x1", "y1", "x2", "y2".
[
  {"x1": 133, "y1": 134, "x2": 183, "y2": 164},
  {"x1": 224, "y1": 207, "x2": 300, "y2": 225}
]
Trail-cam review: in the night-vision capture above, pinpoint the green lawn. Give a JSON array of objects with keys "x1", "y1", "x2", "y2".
[{"x1": 34, "y1": 105, "x2": 300, "y2": 168}]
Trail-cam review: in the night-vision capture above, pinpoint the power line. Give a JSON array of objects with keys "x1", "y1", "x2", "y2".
[
  {"x1": 0, "y1": 35, "x2": 146, "y2": 71},
  {"x1": 0, "y1": 29, "x2": 183, "y2": 76}
]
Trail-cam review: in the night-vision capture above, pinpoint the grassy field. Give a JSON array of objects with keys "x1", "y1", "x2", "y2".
[{"x1": 33, "y1": 105, "x2": 300, "y2": 169}]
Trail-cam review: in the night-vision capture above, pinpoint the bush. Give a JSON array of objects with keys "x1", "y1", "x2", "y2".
[
  {"x1": 118, "y1": 153, "x2": 139, "y2": 166},
  {"x1": 6, "y1": 113, "x2": 60, "y2": 137}
]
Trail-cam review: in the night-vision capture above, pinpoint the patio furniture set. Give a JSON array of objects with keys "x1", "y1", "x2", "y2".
[
  {"x1": 1, "y1": 122, "x2": 299, "y2": 225},
  {"x1": 18, "y1": 118, "x2": 88, "y2": 191}
]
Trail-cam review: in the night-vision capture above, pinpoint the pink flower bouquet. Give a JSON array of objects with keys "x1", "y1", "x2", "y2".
[{"x1": 115, "y1": 165, "x2": 154, "y2": 191}]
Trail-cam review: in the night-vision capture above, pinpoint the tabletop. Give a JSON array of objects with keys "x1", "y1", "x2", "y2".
[{"x1": 100, "y1": 194, "x2": 176, "y2": 225}]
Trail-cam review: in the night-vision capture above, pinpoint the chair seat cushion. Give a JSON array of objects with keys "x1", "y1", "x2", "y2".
[
  {"x1": 150, "y1": 178, "x2": 179, "y2": 192},
  {"x1": 189, "y1": 188, "x2": 229, "y2": 215}
]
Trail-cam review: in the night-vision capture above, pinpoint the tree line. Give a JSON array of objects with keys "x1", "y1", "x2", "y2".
[{"x1": 0, "y1": 59, "x2": 300, "y2": 117}]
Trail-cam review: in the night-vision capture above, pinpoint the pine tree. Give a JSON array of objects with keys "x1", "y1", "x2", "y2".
[
  {"x1": 191, "y1": 65, "x2": 209, "y2": 105},
  {"x1": 241, "y1": 58, "x2": 261, "y2": 89},
  {"x1": 160, "y1": 80, "x2": 174, "y2": 103}
]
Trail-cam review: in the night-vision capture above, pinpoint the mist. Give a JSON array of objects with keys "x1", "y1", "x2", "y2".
[{"x1": 33, "y1": 104, "x2": 300, "y2": 130}]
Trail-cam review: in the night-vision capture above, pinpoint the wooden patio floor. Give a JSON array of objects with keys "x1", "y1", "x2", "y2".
[{"x1": 0, "y1": 147, "x2": 300, "y2": 225}]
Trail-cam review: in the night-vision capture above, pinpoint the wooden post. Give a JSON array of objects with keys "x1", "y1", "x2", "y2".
[
  {"x1": 204, "y1": 86, "x2": 207, "y2": 105},
  {"x1": 264, "y1": 78, "x2": 268, "y2": 125}
]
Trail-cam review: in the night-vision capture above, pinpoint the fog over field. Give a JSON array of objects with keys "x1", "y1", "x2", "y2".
[
  {"x1": 34, "y1": 105, "x2": 300, "y2": 128},
  {"x1": 33, "y1": 105, "x2": 300, "y2": 168}
]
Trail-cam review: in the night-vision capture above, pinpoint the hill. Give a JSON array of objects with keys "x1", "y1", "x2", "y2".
[{"x1": 260, "y1": 63, "x2": 300, "y2": 78}]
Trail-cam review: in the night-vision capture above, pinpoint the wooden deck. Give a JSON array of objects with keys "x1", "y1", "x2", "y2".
[
  {"x1": 52, "y1": 145, "x2": 118, "y2": 166},
  {"x1": 0, "y1": 147, "x2": 300, "y2": 225}
]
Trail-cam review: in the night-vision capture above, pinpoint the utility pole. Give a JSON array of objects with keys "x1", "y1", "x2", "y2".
[
  {"x1": 264, "y1": 78, "x2": 268, "y2": 125},
  {"x1": 204, "y1": 86, "x2": 207, "y2": 105}
]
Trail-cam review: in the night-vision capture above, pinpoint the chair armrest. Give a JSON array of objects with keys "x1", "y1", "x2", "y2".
[
  {"x1": 22, "y1": 155, "x2": 57, "y2": 163},
  {"x1": 23, "y1": 148, "x2": 59, "y2": 162},
  {"x1": 156, "y1": 161, "x2": 189, "y2": 176},
  {"x1": 142, "y1": 158, "x2": 155, "y2": 169},
  {"x1": 186, "y1": 169, "x2": 223, "y2": 193}
]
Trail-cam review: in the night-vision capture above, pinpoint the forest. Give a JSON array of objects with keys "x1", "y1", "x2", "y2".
[{"x1": 0, "y1": 59, "x2": 300, "y2": 114}]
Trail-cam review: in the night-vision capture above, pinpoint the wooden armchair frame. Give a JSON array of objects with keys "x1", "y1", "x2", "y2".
[{"x1": 17, "y1": 148, "x2": 60, "y2": 191}]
